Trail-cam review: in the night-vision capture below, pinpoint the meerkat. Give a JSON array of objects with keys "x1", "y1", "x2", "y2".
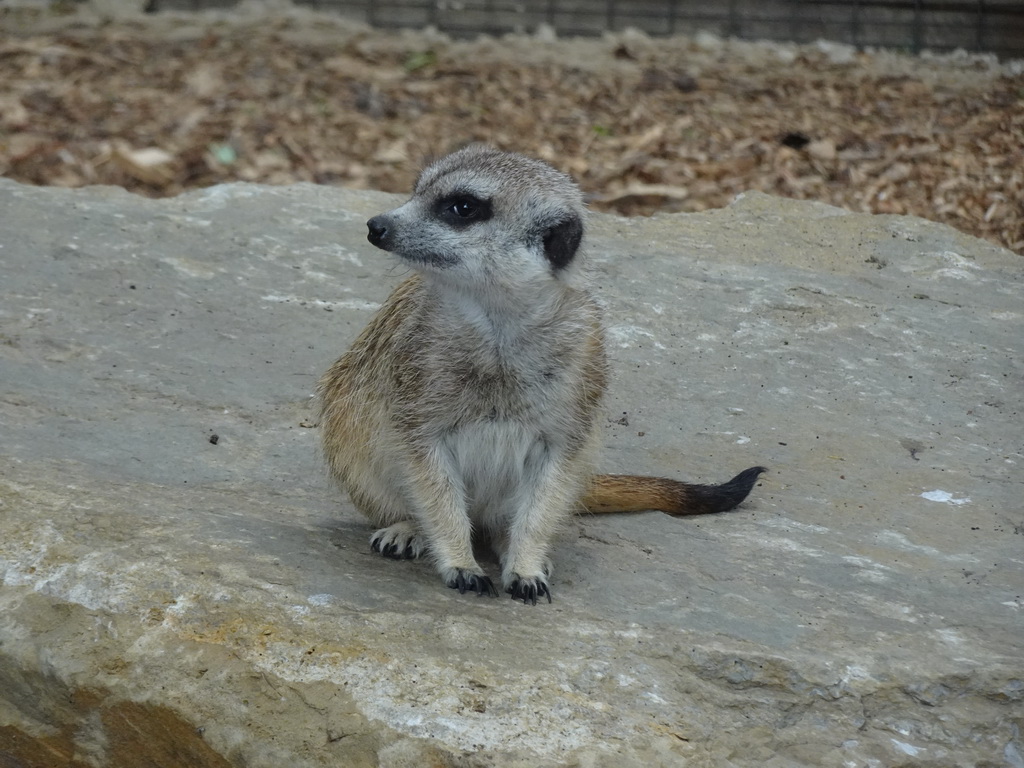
[{"x1": 317, "y1": 145, "x2": 764, "y2": 605}]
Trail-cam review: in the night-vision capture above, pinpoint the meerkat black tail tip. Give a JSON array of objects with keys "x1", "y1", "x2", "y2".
[{"x1": 687, "y1": 465, "x2": 767, "y2": 515}]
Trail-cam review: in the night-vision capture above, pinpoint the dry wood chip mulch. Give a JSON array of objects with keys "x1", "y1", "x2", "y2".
[{"x1": 1, "y1": 15, "x2": 1022, "y2": 254}]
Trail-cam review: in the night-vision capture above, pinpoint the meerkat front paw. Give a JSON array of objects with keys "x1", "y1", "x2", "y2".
[
  {"x1": 370, "y1": 522, "x2": 427, "y2": 560},
  {"x1": 443, "y1": 567, "x2": 499, "y2": 598},
  {"x1": 505, "y1": 574, "x2": 552, "y2": 605}
]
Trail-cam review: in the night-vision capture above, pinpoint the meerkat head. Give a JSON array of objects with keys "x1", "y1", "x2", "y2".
[{"x1": 365, "y1": 145, "x2": 586, "y2": 291}]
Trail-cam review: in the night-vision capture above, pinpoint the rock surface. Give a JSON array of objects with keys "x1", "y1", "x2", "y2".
[{"x1": 0, "y1": 179, "x2": 1021, "y2": 767}]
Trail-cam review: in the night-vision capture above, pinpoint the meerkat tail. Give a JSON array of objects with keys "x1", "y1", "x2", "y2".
[{"x1": 581, "y1": 466, "x2": 766, "y2": 516}]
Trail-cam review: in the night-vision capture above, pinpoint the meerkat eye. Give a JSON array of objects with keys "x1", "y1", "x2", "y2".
[
  {"x1": 437, "y1": 194, "x2": 492, "y2": 227},
  {"x1": 451, "y1": 199, "x2": 479, "y2": 218}
]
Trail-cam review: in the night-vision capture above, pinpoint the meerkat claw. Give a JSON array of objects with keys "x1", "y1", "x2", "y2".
[
  {"x1": 371, "y1": 538, "x2": 403, "y2": 558},
  {"x1": 448, "y1": 570, "x2": 499, "y2": 597},
  {"x1": 507, "y1": 577, "x2": 552, "y2": 606},
  {"x1": 370, "y1": 524, "x2": 424, "y2": 560}
]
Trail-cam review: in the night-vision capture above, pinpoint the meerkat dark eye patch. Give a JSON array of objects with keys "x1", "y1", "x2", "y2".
[
  {"x1": 541, "y1": 214, "x2": 583, "y2": 270},
  {"x1": 436, "y1": 193, "x2": 492, "y2": 228}
]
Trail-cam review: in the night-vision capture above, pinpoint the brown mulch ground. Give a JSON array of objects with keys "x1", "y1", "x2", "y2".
[{"x1": 1, "y1": 11, "x2": 1022, "y2": 253}]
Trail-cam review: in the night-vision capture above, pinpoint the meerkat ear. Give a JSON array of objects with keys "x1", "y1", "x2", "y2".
[{"x1": 541, "y1": 214, "x2": 584, "y2": 270}]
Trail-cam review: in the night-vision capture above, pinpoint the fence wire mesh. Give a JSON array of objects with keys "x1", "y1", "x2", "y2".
[{"x1": 147, "y1": 0, "x2": 1024, "y2": 59}]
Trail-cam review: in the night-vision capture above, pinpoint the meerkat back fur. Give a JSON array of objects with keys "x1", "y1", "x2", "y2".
[{"x1": 318, "y1": 145, "x2": 764, "y2": 604}]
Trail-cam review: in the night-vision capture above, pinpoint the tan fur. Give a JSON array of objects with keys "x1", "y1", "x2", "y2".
[{"x1": 582, "y1": 475, "x2": 729, "y2": 516}]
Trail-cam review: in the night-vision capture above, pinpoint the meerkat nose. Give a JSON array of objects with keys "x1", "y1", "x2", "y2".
[{"x1": 367, "y1": 216, "x2": 390, "y2": 249}]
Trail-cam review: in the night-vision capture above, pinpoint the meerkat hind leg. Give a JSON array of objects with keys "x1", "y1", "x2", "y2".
[
  {"x1": 369, "y1": 521, "x2": 427, "y2": 560},
  {"x1": 348, "y1": 484, "x2": 429, "y2": 560}
]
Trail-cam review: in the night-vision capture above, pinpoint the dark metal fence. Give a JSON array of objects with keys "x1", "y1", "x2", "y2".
[{"x1": 146, "y1": 0, "x2": 1024, "y2": 59}]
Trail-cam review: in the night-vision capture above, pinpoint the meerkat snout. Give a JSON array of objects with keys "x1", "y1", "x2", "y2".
[
  {"x1": 318, "y1": 144, "x2": 765, "y2": 606},
  {"x1": 366, "y1": 216, "x2": 390, "y2": 249}
]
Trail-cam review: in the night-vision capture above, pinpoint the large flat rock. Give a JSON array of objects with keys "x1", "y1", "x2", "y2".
[{"x1": 0, "y1": 178, "x2": 1021, "y2": 767}]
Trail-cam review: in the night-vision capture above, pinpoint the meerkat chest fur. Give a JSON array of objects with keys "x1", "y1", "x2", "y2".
[{"x1": 400, "y1": 277, "x2": 605, "y2": 518}]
